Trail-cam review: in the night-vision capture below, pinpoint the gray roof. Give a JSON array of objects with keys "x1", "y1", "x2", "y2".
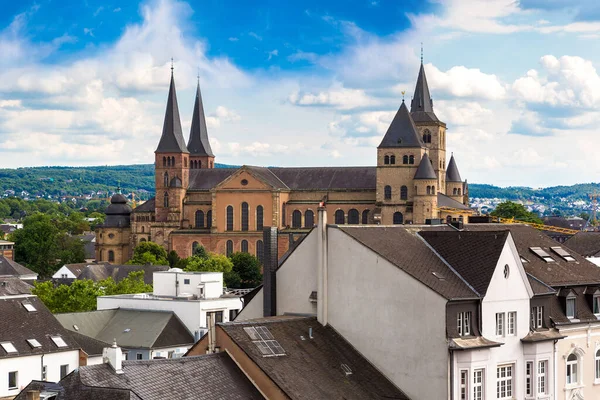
[
  {"x1": 437, "y1": 193, "x2": 470, "y2": 210},
  {"x1": 187, "y1": 81, "x2": 214, "y2": 157},
  {"x1": 564, "y1": 232, "x2": 600, "y2": 257},
  {"x1": 0, "y1": 255, "x2": 37, "y2": 278},
  {"x1": 56, "y1": 309, "x2": 194, "y2": 349},
  {"x1": 102, "y1": 194, "x2": 132, "y2": 228},
  {"x1": 0, "y1": 277, "x2": 32, "y2": 296},
  {"x1": 132, "y1": 198, "x2": 155, "y2": 213},
  {"x1": 446, "y1": 154, "x2": 462, "y2": 182},
  {"x1": 0, "y1": 296, "x2": 78, "y2": 359},
  {"x1": 337, "y1": 226, "x2": 477, "y2": 300},
  {"x1": 188, "y1": 166, "x2": 378, "y2": 191},
  {"x1": 378, "y1": 101, "x2": 424, "y2": 148},
  {"x1": 219, "y1": 316, "x2": 411, "y2": 400},
  {"x1": 69, "y1": 330, "x2": 110, "y2": 356},
  {"x1": 413, "y1": 153, "x2": 436, "y2": 180},
  {"x1": 77, "y1": 264, "x2": 168, "y2": 285},
  {"x1": 155, "y1": 74, "x2": 189, "y2": 154},
  {"x1": 61, "y1": 353, "x2": 263, "y2": 400},
  {"x1": 410, "y1": 63, "x2": 439, "y2": 123}
]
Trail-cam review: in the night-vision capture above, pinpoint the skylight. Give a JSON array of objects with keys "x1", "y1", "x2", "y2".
[
  {"x1": 530, "y1": 247, "x2": 555, "y2": 263},
  {"x1": 244, "y1": 326, "x2": 285, "y2": 357},
  {"x1": 22, "y1": 302, "x2": 36, "y2": 312},
  {"x1": 1, "y1": 342, "x2": 17, "y2": 353},
  {"x1": 551, "y1": 247, "x2": 576, "y2": 262},
  {"x1": 50, "y1": 336, "x2": 67, "y2": 348},
  {"x1": 27, "y1": 339, "x2": 41, "y2": 348}
]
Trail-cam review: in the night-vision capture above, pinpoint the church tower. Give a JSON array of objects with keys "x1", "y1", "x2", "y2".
[
  {"x1": 410, "y1": 60, "x2": 447, "y2": 193},
  {"x1": 375, "y1": 99, "x2": 426, "y2": 224},
  {"x1": 446, "y1": 154, "x2": 468, "y2": 206},
  {"x1": 155, "y1": 69, "x2": 189, "y2": 224},
  {"x1": 187, "y1": 79, "x2": 215, "y2": 169},
  {"x1": 413, "y1": 153, "x2": 438, "y2": 224}
]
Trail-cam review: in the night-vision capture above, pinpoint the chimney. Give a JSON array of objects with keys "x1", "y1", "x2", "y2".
[
  {"x1": 102, "y1": 339, "x2": 124, "y2": 374},
  {"x1": 317, "y1": 207, "x2": 328, "y2": 326},
  {"x1": 26, "y1": 391, "x2": 40, "y2": 400},
  {"x1": 263, "y1": 227, "x2": 278, "y2": 317}
]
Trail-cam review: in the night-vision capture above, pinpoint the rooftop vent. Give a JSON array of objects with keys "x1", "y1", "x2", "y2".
[{"x1": 341, "y1": 364, "x2": 353, "y2": 376}]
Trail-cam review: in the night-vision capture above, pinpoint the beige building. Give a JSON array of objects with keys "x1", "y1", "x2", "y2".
[{"x1": 97, "y1": 62, "x2": 472, "y2": 262}]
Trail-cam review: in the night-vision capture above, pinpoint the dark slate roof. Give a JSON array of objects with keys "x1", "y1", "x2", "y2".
[
  {"x1": 188, "y1": 166, "x2": 378, "y2": 191},
  {"x1": 0, "y1": 277, "x2": 32, "y2": 296},
  {"x1": 446, "y1": 154, "x2": 462, "y2": 182},
  {"x1": 421, "y1": 224, "x2": 600, "y2": 286},
  {"x1": 438, "y1": 193, "x2": 470, "y2": 210},
  {"x1": 14, "y1": 381, "x2": 71, "y2": 400},
  {"x1": 220, "y1": 316, "x2": 411, "y2": 400},
  {"x1": 564, "y1": 232, "x2": 600, "y2": 257},
  {"x1": 77, "y1": 264, "x2": 168, "y2": 285},
  {"x1": 0, "y1": 296, "x2": 78, "y2": 359},
  {"x1": 187, "y1": 82, "x2": 214, "y2": 157},
  {"x1": 413, "y1": 153, "x2": 436, "y2": 180},
  {"x1": 69, "y1": 330, "x2": 109, "y2": 357},
  {"x1": 155, "y1": 74, "x2": 189, "y2": 154},
  {"x1": 419, "y1": 231, "x2": 509, "y2": 296},
  {"x1": 378, "y1": 101, "x2": 424, "y2": 148},
  {"x1": 56, "y1": 309, "x2": 194, "y2": 349},
  {"x1": 337, "y1": 226, "x2": 477, "y2": 300},
  {"x1": 526, "y1": 273, "x2": 556, "y2": 296},
  {"x1": 410, "y1": 63, "x2": 439, "y2": 123},
  {"x1": 132, "y1": 197, "x2": 155, "y2": 213},
  {"x1": 102, "y1": 193, "x2": 132, "y2": 228},
  {"x1": 70, "y1": 353, "x2": 262, "y2": 400},
  {"x1": 0, "y1": 255, "x2": 37, "y2": 278}
]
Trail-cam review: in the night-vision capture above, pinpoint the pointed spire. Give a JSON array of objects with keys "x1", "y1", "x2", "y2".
[
  {"x1": 414, "y1": 153, "x2": 437, "y2": 180},
  {"x1": 378, "y1": 101, "x2": 424, "y2": 148},
  {"x1": 446, "y1": 154, "x2": 463, "y2": 182},
  {"x1": 156, "y1": 71, "x2": 189, "y2": 153},
  {"x1": 410, "y1": 59, "x2": 439, "y2": 123},
  {"x1": 187, "y1": 79, "x2": 214, "y2": 157}
]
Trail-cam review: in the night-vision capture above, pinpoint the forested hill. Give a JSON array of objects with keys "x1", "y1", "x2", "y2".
[{"x1": 0, "y1": 164, "x2": 598, "y2": 205}]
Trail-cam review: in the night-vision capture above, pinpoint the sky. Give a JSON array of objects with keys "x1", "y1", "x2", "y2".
[{"x1": 1, "y1": 1, "x2": 600, "y2": 187}]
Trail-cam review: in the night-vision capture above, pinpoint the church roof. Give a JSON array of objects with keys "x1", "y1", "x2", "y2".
[
  {"x1": 446, "y1": 154, "x2": 463, "y2": 182},
  {"x1": 414, "y1": 153, "x2": 437, "y2": 180},
  {"x1": 187, "y1": 81, "x2": 214, "y2": 157},
  {"x1": 156, "y1": 73, "x2": 189, "y2": 154},
  {"x1": 378, "y1": 101, "x2": 424, "y2": 148},
  {"x1": 410, "y1": 63, "x2": 439, "y2": 123}
]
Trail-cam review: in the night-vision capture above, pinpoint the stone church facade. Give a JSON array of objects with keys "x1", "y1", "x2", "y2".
[{"x1": 96, "y1": 63, "x2": 471, "y2": 264}]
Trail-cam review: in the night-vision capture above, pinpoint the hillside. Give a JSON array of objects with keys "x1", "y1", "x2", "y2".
[{"x1": 0, "y1": 164, "x2": 597, "y2": 215}]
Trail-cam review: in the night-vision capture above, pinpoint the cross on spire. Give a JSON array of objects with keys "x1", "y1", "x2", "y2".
[
  {"x1": 420, "y1": 42, "x2": 423, "y2": 64},
  {"x1": 170, "y1": 58, "x2": 174, "y2": 75}
]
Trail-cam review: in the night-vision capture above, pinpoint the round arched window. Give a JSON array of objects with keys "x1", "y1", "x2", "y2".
[
  {"x1": 503, "y1": 264, "x2": 510, "y2": 279},
  {"x1": 108, "y1": 233, "x2": 115, "y2": 239},
  {"x1": 241, "y1": 179, "x2": 248, "y2": 186}
]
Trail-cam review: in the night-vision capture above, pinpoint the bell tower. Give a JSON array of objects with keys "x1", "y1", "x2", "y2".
[
  {"x1": 187, "y1": 77, "x2": 215, "y2": 169},
  {"x1": 155, "y1": 66, "x2": 189, "y2": 224}
]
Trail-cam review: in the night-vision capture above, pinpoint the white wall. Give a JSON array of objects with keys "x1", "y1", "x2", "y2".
[
  {"x1": 277, "y1": 229, "x2": 318, "y2": 316},
  {"x1": 0, "y1": 350, "x2": 79, "y2": 397},
  {"x1": 52, "y1": 266, "x2": 77, "y2": 280},
  {"x1": 235, "y1": 287, "x2": 264, "y2": 321},
  {"x1": 153, "y1": 271, "x2": 223, "y2": 298},
  {"x1": 326, "y1": 228, "x2": 449, "y2": 400}
]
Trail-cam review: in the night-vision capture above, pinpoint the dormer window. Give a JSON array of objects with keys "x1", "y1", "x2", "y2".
[
  {"x1": 566, "y1": 296, "x2": 576, "y2": 319},
  {"x1": 551, "y1": 246, "x2": 576, "y2": 262},
  {"x1": 531, "y1": 306, "x2": 544, "y2": 329},
  {"x1": 594, "y1": 295, "x2": 600, "y2": 316},
  {"x1": 530, "y1": 247, "x2": 555, "y2": 263},
  {"x1": 457, "y1": 312, "x2": 471, "y2": 336}
]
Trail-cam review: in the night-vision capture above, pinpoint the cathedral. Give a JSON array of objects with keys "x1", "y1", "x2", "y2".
[{"x1": 96, "y1": 61, "x2": 471, "y2": 264}]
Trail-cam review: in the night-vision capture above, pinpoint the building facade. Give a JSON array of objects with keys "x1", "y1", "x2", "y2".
[{"x1": 96, "y1": 63, "x2": 471, "y2": 262}]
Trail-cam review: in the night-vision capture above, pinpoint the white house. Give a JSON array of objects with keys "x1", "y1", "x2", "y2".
[
  {"x1": 0, "y1": 278, "x2": 80, "y2": 398},
  {"x1": 239, "y1": 210, "x2": 566, "y2": 399},
  {"x1": 97, "y1": 270, "x2": 243, "y2": 339}
]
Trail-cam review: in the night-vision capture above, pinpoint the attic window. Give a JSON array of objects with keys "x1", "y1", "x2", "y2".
[
  {"x1": 551, "y1": 247, "x2": 576, "y2": 262},
  {"x1": 520, "y1": 256, "x2": 529, "y2": 264},
  {"x1": 244, "y1": 326, "x2": 286, "y2": 357},
  {"x1": 1, "y1": 342, "x2": 17, "y2": 353},
  {"x1": 27, "y1": 339, "x2": 41, "y2": 348},
  {"x1": 530, "y1": 247, "x2": 555, "y2": 263},
  {"x1": 22, "y1": 303, "x2": 36, "y2": 312},
  {"x1": 50, "y1": 336, "x2": 68, "y2": 348},
  {"x1": 241, "y1": 179, "x2": 248, "y2": 186}
]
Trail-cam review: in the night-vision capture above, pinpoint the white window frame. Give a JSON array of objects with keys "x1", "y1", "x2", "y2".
[
  {"x1": 537, "y1": 360, "x2": 547, "y2": 395},
  {"x1": 531, "y1": 306, "x2": 543, "y2": 329},
  {"x1": 596, "y1": 349, "x2": 600, "y2": 383},
  {"x1": 457, "y1": 312, "x2": 471, "y2": 337},
  {"x1": 473, "y1": 368, "x2": 484, "y2": 400},
  {"x1": 525, "y1": 361, "x2": 533, "y2": 397},
  {"x1": 496, "y1": 312, "x2": 505, "y2": 337},
  {"x1": 566, "y1": 353, "x2": 578, "y2": 386},
  {"x1": 496, "y1": 364, "x2": 513, "y2": 399},
  {"x1": 51, "y1": 336, "x2": 67, "y2": 348},
  {"x1": 566, "y1": 297, "x2": 576, "y2": 319},
  {"x1": 594, "y1": 295, "x2": 600, "y2": 316},
  {"x1": 8, "y1": 371, "x2": 17, "y2": 390},
  {"x1": 507, "y1": 312, "x2": 516, "y2": 336},
  {"x1": 460, "y1": 369, "x2": 468, "y2": 400},
  {"x1": 1, "y1": 342, "x2": 17, "y2": 353}
]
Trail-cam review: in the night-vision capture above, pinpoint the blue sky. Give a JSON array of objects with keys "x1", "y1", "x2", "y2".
[{"x1": 1, "y1": 0, "x2": 600, "y2": 187}]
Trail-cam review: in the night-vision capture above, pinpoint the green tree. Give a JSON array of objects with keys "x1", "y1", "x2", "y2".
[
  {"x1": 167, "y1": 250, "x2": 181, "y2": 268},
  {"x1": 127, "y1": 241, "x2": 169, "y2": 265},
  {"x1": 229, "y1": 252, "x2": 262, "y2": 288},
  {"x1": 185, "y1": 252, "x2": 239, "y2": 287},
  {"x1": 193, "y1": 245, "x2": 209, "y2": 259},
  {"x1": 56, "y1": 235, "x2": 86, "y2": 265},
  {"x1": 490, "y1": 201, "x2": 543, "y2": 224},
  {"x1": 11, "y1": 213, "x2": 60, "y2": 276}
]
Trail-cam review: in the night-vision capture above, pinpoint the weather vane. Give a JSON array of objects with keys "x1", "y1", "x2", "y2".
[
  {"x1": 401, "y1": 90, "x2": 406, "y2": 101},
  {"x1": 170, "y1": 57, "x2": 174, "y2": 73},
  {"x1": 420, "y1": 42, "x2": 423, "y2": 64}
]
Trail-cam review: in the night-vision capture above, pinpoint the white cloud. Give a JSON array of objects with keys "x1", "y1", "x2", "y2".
[
  {"x1": 248, "y1": 32, "x2": 262, "y2": 41},
  {"x1": 267, "y1": 49, "x2": 278, "y2": 60},
  {"x1": 424, "y1": 63, "x2": 506, "y2": 100},
  {"x1": 288, "y1": 84, "x2": 379, "y2": 110},
  {"x1": 228, "y1": 142, "x2": 289, "y2": 157}
]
